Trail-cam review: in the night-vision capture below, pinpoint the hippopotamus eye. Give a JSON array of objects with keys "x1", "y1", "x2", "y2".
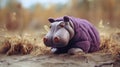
[
  {"x1": 60, "y1": 24, "x2": 64, "y2": 27},
  {"x1": 59, "y1": 22, "x2": 65, "y2": 27}
]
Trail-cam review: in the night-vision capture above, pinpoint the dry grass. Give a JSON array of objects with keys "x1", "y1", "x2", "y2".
[
  {"x1": 100, "y1": 35, "x2": 120, "y2": 54},
  {"x1": 0, "y1": 35, "x2": 50, "y2": 55},
  {"x1": 99, "y1": 31, "x2": 120, "y2": 61},
  {"x1": 0, "y1": 37, "x2": 33, "y2": 55},
  {"x1": 0, "y1": 26, "x2": 50, "y2": 56},
  {"x1": 0, "y1": 25, "x2": 119, "y2": 61}
]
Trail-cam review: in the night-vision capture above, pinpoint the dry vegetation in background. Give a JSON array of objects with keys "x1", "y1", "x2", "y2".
[{"x1": 0, "y1": 0, "x2": 120, "y2": 28}]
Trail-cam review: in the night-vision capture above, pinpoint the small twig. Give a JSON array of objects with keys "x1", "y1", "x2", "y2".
[{"x1": 95, "y1": 62, "x2": 114, "y2": 67}]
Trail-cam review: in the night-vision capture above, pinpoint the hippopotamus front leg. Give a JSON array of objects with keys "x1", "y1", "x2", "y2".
[
  {"x1": 68, "y1": 48, "x2": 83, "y2": 55},
  {"x1": 68, "y1": 41, "x2": 90, "y2": 55},
  {"x1": 51, "y1": 47, "x2": 70, "y2": 54}
]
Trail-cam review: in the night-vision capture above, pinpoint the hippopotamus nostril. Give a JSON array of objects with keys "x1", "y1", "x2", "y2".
[
  {"x1": 54, "y1": 37, "x2": 60, "y2": 43},
  {"x1": 43, "y1": 37, "x2": 48, "y2": 42}
]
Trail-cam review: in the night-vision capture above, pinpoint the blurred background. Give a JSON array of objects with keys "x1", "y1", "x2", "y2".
[{"x1": 0, "y1": 0, "x2": 120, "y2": 31}]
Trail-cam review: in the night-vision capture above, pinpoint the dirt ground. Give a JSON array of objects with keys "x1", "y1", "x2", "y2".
[{"x1": 0, "y1": 53, "x2": 119, "y2": 67}]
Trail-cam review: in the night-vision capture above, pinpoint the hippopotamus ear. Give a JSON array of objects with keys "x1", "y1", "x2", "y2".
[
  {"x1": 63, "y1": 16, "x2": 69, "y2": 22},
  {"x1": 48, "y1": 18, "x2": 55, "y2": 23}
]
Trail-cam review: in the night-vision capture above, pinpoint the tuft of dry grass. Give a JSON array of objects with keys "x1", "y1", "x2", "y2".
[
  {"x1": 100, "y1": 31, "x2": 120, "y2": 61},
  {"x1": 0, "y1": 25, "x2": 50, "y2": 56},
  {"x1": 0, "y1": 36, "x2": 34, "y2": 55},
  {"x1": 0, "y1": 35, "x2": 50, "y2": 56}
]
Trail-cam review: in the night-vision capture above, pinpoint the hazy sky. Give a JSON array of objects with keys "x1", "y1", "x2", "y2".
[{"x1": 18, "y1": 0, "x2": 69, "y2": 8}]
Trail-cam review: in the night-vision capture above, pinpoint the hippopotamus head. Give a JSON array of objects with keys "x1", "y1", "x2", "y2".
[{"x1": 43, "y1": 16, "x2": 75, "y2": 48}]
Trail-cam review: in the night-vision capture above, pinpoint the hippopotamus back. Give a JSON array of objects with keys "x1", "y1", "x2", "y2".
[{"x1": 44, "y1": 16, "x2": 100, "y2": 54}]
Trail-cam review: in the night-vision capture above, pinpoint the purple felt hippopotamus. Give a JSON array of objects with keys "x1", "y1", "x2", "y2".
[{"x1": 43, "y1": 16, "x2": 100, "y2": 54}]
